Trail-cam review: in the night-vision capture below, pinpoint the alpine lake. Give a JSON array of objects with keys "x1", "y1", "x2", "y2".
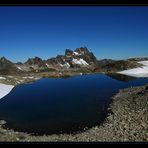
[{"x1": 0, "y1": 73, "x2": 147, "y2": 135}]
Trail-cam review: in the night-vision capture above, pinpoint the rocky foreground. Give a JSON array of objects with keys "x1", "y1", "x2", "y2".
[{"x1": 0, "y1": 84, "x2": 147, "y2": 142}]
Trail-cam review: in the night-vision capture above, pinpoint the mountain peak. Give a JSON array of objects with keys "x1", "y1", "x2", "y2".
[
  {"x1": 65, "y1": 47, "x2": 91, "y2": 57},
  {"x1": 0, "y1": 56, "x2": 8, "y2": 61},
  {"x1": 25, "y1": 57, "x2": 43, "y2": 65},
  {"x1": 0, "y1": 57, "x2": 12, "y2": 64},
  {"x1": 65, "y1": 49, "x2": 74, "y2": 56},
  {"x1": 75, "y1": 47, "x2": 90, "y2": 55}
]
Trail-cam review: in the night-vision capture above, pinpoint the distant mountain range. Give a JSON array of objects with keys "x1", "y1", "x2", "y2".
[{"x1": 0, "y1": 47, "x2": 144, "y2": 75}]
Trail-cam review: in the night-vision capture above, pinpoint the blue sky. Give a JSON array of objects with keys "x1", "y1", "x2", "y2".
[{"x1": 0, "y1": 6, "x2": 148, "y2": 62}]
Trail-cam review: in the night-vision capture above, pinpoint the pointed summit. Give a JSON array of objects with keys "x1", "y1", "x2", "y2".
[
  {"x1": 0, "y1": 57, "x2": 8, "y2": 62},
  {"x1": 65, "y1": 49, "x2": 74, "y2": 56},
  {"x1": 75, "y1": 47, "x2": 90, "y2": 55},
  {"x1": 25, "y1": 57, "x2": 43, "y2": 65}
]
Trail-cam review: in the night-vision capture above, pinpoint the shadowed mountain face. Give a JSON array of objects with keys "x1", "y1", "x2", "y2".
[
  {"x1": 25, "y1": 57, "x2": 43, "y2": 65},
  {"x1": 0, "y1": 47, "x2": 146, "y2": 75},
  {"x1": 0, "y1": 57, "x2": 21, "y2": 74}
]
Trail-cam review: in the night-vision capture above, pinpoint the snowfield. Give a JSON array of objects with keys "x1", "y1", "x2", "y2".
[
  {"x1": 72, "y1": 58, "x2": 89, "y2": 66},
  {"x1": 0, "y1": 83, "x2": 14, "y2": 99},
  {"x1": 118, "y1": 61, "x2": 148, "y2": 78}
]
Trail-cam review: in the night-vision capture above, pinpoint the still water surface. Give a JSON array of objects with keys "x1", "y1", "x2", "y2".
[{"x1": 0, "y1": 74, "x2": 147, "y2": 135}]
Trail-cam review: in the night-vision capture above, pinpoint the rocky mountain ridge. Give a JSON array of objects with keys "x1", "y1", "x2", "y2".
[{"x1": 0, "y1": 47, "x2": 145, "y2": 74}]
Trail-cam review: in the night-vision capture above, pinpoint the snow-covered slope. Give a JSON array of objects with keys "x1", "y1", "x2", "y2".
[
  {"x1": 118, "y1": 61, "x2": 148, "y2": 78},
  {"x1": 72, "y1": 58, "x2": 89, "y2": 66},
  {"x1": 0, "y1": 83, "x2": 14, "y2": 99}
]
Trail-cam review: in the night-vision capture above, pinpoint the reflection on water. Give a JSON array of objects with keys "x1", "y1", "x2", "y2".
[{"x1": 106, "y1": 73, "x2": 137, "y2": 82}]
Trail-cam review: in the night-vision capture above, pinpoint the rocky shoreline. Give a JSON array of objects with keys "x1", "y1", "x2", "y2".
[{"x1": 0, "y1": 84, "x2": 147, "y2": 142}]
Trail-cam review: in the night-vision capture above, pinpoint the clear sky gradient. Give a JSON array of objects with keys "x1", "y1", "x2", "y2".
[{"x1": 0, "y1": 6, "x2": 148, "y2": 62}]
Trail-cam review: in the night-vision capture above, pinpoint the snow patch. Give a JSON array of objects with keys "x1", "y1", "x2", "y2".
[
  {"x1": 23, "y1": 76, "x2": 34, "y2": 79},
  {"x1": 0, "y1": 77, "x2": 6, "y2": 80},
  {"x1": 28, "y1": 76, "x2": 34, "y2": 79},
  {"x1": 16, "y1": 65, "x2": 23, "y2": 70},
  {"x1": 46, "y1": 63, "x2": 50, "y2": 68},
  {"x1": 74, "y1": 52, "x2": 79, "y2": 55},
  {"x1": 138, "y1": 61, "x2": 148, "y2": 66},
  {"x1": 72, "y1": 58, "x2": 89, "y2": 66},
  {"x1": 0, "y1": 83, "x2": 14, "y2": 99},
  {"x1": 63, "y1": 63, "x2": 70, "y2": 68},
  {"x1": 59, "y1": 63, "x2": 70, "y2": 69},
  {"x1": 118, "y1": 60, "x2": 148, "y2": 78},
  {"x1": 8, "y1": 76, "x2": 13, "y2": 78},
  {"x1": 59, "y1": 64, "x2": 63, "y2": 67}
]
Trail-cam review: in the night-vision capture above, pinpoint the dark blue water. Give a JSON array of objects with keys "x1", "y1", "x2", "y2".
[{"x1": 0, "y1": 74, "x2": 147, "y2": 135}]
